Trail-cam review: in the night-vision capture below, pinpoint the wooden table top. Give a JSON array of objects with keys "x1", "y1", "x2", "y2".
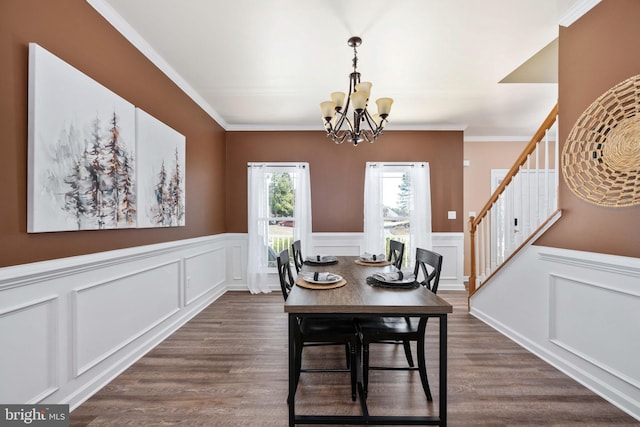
[{"x1": 284, "y1": 256, "x2": 453, "y2": 315}]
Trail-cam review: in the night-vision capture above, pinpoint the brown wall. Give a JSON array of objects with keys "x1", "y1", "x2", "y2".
[
  {"x1": 536, "y1": 0, "x2": 640, "y2": 258},
  {"x1": 0, "y1": 1, "x2": 226, "y2": 268},
  {"x1": 226, "y1": 131, "x2": 464, "y2": 234}
]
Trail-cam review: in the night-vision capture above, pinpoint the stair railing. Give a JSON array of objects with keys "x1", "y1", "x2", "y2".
[{"x1": 468, "y1": 103, "x2": 559, "y2": 295}]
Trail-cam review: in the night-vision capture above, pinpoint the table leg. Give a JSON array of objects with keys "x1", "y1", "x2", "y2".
[
  {"x1": 439, "y1": 314, "x2": 447, "y2": 427},
  {"x1": 288, "y1": 314, "x2": 296, "y2": 427}
]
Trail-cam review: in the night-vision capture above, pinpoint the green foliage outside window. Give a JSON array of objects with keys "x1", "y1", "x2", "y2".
[
  {"x1": 269, "y1": 173, "x2": 295, "y2": 217},
  {"x1": 396, "y1": 172, "x2": 411, "y2": 216}
]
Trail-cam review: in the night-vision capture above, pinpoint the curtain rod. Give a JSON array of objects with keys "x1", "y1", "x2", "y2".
[
  {"x1": 247, "y1": 163, "x2": 306, "y2": 168},
  {"x1": 368, "y1": 163, "x2": 426, "y2": 168}
]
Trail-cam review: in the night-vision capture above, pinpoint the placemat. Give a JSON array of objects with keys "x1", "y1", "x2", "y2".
[
  {"x1": 354, "y1": 259, "x2": 391, "y2": 267},
  {"x1": 296, "y1": 277, "x2": 347, "y2": 290}
]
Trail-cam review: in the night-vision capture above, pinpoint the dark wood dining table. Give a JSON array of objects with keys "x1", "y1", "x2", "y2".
[{"x1": 284, "y1": 256, "x2": 453, "y2": 426}]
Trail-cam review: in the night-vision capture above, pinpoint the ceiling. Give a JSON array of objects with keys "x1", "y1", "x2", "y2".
[{"x1": 91, "y1": 0, "x2": 594, "y2": 140}]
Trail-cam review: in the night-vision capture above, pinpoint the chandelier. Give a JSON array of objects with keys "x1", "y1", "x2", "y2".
[{"x1": 320, "y1": 36, "x2": 393, "y2": 146}]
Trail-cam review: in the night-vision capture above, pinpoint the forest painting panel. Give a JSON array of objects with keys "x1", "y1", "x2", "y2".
[
  {"x1": 136, "y1": 108, "x2": 186, "y2": 228},
  {"x1": 27, "y1": 43, "x2": 136, "y2": 232}
]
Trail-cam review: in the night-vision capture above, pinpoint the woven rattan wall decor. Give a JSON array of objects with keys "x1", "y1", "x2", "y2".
[{"x1": 562, "y1": 74, "x2": 640, "y2": 207}]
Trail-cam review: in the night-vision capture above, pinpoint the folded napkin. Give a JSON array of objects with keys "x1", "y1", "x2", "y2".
[
  {"x1": 301, "y1": 272, "x2": 340, "y2": 282},
  {"x1": 305, "y1": 255, "x2": 335, "y2": 262},
  {"x1": 360, "y1": 252, "x2": 386, "y2": 262},
  {"x1": 373, "y1": 272, "x2": 416, "y2": 282}
]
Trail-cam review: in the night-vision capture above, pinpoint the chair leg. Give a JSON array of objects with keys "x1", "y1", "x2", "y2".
[
  {"x1": 417, "y1": 337, "x2": 432, "y2": 401},
  {"x1": 362, "y1": 341, "x2": 370, "y2": 399},
  {"x1": 402, "y1": 339, "x2": 415, "y2": 367},
  {"x1": 288, "y1": 340, "x2": 302, "y2": 404},
  {"x1": 345, "y1": 343, "x2": 351, "y2": 369},
  {"x1": 350, "y1": 339, "x2": 357, "y2": 401},
  {"x1": 295, "y1": 344, "x2": 303, "y2": 393}
]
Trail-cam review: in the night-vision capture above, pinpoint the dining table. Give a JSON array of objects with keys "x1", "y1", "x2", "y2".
[{"x1": 284, "y1": 255, "x2": 453, "y2": 426}]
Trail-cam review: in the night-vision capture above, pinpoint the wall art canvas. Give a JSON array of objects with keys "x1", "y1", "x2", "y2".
[
  {"x1": 28, "y1": 43, "x2": 136, "y2": 232},
  {"x1": 135, "y1": 108, "x2": 186, "y2": 228}
]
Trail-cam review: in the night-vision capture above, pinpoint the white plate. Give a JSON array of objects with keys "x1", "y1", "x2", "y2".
[{"x1": 302, "y1": 274, "x2": 342, "y2": 284}]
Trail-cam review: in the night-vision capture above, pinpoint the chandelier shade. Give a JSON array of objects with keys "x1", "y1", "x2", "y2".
[{"x1": 320, "y1": 37, "x2": 393, "y2": 146}]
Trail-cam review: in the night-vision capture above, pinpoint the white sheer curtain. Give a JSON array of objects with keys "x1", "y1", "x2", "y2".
[
  {"x1": 293, "y1": 164, "x2": 313, "y2": 259},
  {"x1": 409, "y1": 163, "x2": 432, "y2": 258},
  {"x1": 363, "y1": 162, "x2": 432, "y2": 261},
  {"x1": 363, "y1": 163, "x2": 385, "y2": 254},
  {"x1": 247, "y1": 162, "x2": 312, "y2": 294},
  {"x1": 247, "y1": 164, "x2": 271, "y2": 294}
]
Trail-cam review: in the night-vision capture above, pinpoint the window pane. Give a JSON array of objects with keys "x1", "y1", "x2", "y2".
[
  {"x1": 268, "y1": 172, "x2": 295, "y2": 219},
  {"x1": 268, "y1": 220, "x2": 295, "y2": 268},
  {"x1": 382, "y1": 170, "x2": 411, "y2": 267},
  {"x1": 267, "y1": 171, "x2": 296, "y2": 268}
]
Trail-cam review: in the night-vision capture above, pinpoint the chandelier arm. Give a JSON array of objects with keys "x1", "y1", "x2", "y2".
[
  {"x1": 362, "y1": 109, "x2": 379, "y2": 133},
  {"x1": 332, "y1": 108, "x2": 349, "y2": 133},
  {"x1": 335, "y1": 131, "x2": 350, "y2": 144},
  {"x1": 326, "y1": 117, "x2": 355, "y2": 143},
  {"x1": 361, "y1": 129, "x2": 374, "y2": 143}
]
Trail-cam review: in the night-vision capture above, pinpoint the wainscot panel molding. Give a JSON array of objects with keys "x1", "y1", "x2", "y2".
[
  {"x1": 470, "y1": 246, "x2": 640, "y2": 421},
  {"x1": 0, "y1": 296, "x2": 58, "y2": 404},
  {"x1": 431, "y1": 233, "x2": 465, "y2": 290},
  {"x1": 72, "y1": 259, "x2": 182, "y2": 377},
  {"x1": 0, "y1": 235, "x2": 229, "y2": 410},
  {"x1": 223, "y1": 233, "x2": 249, "y2": 290}
]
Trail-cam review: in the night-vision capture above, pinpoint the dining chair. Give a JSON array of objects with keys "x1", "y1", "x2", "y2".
[
  {"x1": 357, "y1": 247, "x2": 443, "y2": 400},
  {"x1": 277, "y1": 249, "x2": 360, "y2": 401},
  {"x1": 388, "y1": 239, "x2": 405, "y2": 269},
  {"x1": 291, "y1": 240, "x2": 304, "y2": 274}
]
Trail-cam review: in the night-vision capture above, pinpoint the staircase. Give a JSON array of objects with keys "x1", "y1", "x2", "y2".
[{"x1": 468, "y1": 104, "x2": 561, "y2": 296}]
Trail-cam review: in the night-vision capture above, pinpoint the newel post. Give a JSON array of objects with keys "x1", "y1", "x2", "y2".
[{"x1": 468, "y1": 216, "x2": 477, "y2": 295}]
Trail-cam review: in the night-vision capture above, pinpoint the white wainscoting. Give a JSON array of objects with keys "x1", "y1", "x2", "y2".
[
  {"x1": 0, "y1": 231, "x2": 463, "y2": 410},
  {"x1": 0, "y1": 235, "x2": 228, "y2": 410},
  {"x1": 470, "y1": 245, "x2": 640, "y2": 421}
]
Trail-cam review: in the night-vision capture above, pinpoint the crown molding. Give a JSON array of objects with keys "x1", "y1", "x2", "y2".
[
  {"x1": 559, "y1": 0, "x2": 602, "y2": 27},
  {"x1": 86, "y1": 0, "x2": 229, "y2": 129},
  {"x1": 465, "y1": 135, "x2": 532, "y2": 142}
]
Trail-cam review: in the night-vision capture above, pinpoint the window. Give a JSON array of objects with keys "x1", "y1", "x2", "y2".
[
  {"x1": 364, "y1": 163, "x2": 432, "y2": 268},
  {"x1": 247, "y1": 163, "x2": 312, "y2": 294}
]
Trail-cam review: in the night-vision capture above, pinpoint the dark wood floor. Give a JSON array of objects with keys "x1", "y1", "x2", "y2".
[{"x1": 70, "y1": 291, "x2": 638, "y2": 426}]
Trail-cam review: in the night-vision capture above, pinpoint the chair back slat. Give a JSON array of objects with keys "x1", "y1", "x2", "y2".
[
  {"x1": 413, "y1": 248, "x2": 443, "y2": 293},
  {"x1": 277, "y1": 249, "x2": 295, "y2": 300},
  {"x1": 291, "y1": 240, "x2": 304, "y2": 274},
  {"x1": 388, "y1": 240, "x2": 405, "y2": 269}
]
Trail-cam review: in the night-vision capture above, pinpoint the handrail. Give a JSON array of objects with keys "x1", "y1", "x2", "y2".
[
  {"x1": 468, "y1": 103, "x2": 558, "y2": 295},
  {"x1": 469, "y1": 209, "x2": 561, "y2": 298}
]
